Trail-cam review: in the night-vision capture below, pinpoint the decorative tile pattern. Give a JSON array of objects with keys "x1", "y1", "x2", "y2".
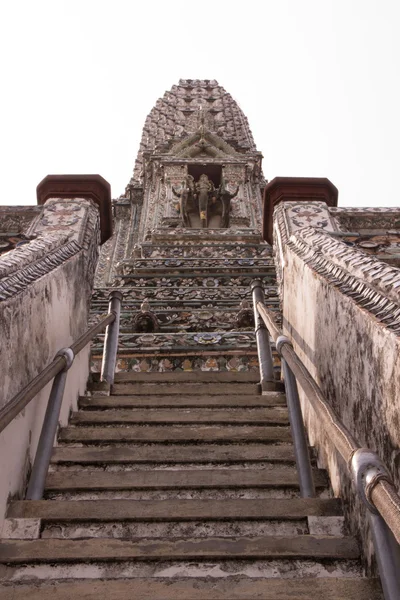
[
  {"x1": 283, "y1": 202, "x2": 338, "y2": 235},
  {"x1": 91, "y1": 354, "x2": 260, "y2": 374},
  {"x1": 32, "y1": 197, "x2": 98, "y2": 246},
  {"x1": 91, "y1": 331, "x2": 256, "y2": 353}
]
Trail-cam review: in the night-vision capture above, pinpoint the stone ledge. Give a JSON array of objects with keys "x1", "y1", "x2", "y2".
[
  {"x1": 37, "y1": 175, "x2": 112, "y2": 244},
  {"x1": 263, "y1": 177, "x2": 338, "y2": 244}
]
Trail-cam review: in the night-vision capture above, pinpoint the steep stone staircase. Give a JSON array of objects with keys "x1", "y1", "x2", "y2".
[{"x1": 0, "y1": 371, "x2": 382, "y2": 598}]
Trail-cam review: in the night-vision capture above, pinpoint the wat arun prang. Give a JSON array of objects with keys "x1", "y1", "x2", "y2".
[
  {"x1": 92, "y1": 79, "x2": 278, "y2": 374},
  {"x1": 91, "y1": 78, "x2": 400, "y2": 378}
]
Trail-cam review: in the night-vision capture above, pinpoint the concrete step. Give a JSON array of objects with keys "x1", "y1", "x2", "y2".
[
  {"x1": 0, "y1": 577, "x2": 383, "y2": 600},
  {"x1": 8, "y1": 498, "x2": 342, "y2": 521},
  {"x1": 0, "y1": 557, "x2": 365, "y2": 582},
  {"x1": 110, "y1": 371, "x2": 261, "y2": 383},
  {"x1": 111, "y1": 383, "x2": 261, "y2": 396},
  {"x1": 37, "y1": 520, "x2": 318, "y2": 540},
  {"x1": 58, "y1": 425, "x2": 292, "y2": 443},
  {"x1": 80, "y1": 393, "x2": 287, "y2": 408},
  {"x1": 44, "y1": 489, "x2": 328, "y2": 501},
  {"x1": 51, "y1": 444, "x2": 297, "y2": 464},
  {"x1": 44, "y1": 468, "x2": 327, "y2": 491},
  {"x1": 70, "y1": 408, "x2": 289, "y2": 425},
  {"x1": 0, "y1": 535, "x2": 360, "y2": 563}
]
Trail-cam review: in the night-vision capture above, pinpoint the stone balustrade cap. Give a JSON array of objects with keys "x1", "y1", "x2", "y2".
[
  {"x1": 262, "y1": 176, "x2": 338, "y2": 244},
  {"x1": 36, "y1": 174, "x2": 113, "y2": 244}
]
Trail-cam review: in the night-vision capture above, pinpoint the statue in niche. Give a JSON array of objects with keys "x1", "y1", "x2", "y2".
[
  {"x1": 235, "y1": 299, "x2": 254, "y2": 329},
  {"x1": 132, "y1": 299, "x2": 159, "y2": 333},
  {"x1": 195, "y1": 174, "x2": 215, "y2": 227},
  {"x1": 218, "y1": 178, "x2": 239, "y2": 228},
  {"x1": 172, "y1": 175, "x2": 195, "y2": 227},
  {"x1": 172, "y1": 173, "x2": 239, "y2": 229}
]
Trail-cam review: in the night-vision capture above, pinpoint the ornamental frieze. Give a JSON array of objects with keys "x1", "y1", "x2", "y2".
[
  {"x1": 0, "y1": 206, "x2": 41, "y2": 234},
  {"x1": 111, "y1": 273, "x2": 275, "y2": 289},
  {"x1": 90, "y1": 305, "x2": 279, "y2": 333},
  {"x1": 91, "y1": 330, "x2": 257, "y2": 353},
  {"x1": 115, "y1": 259, "x2": 275, "y2": 277},
  {"x1": 139, "y1": 244, "x2": 272, "y2": 258},
  {"x1": 91, "y1": 284, "x2": 277, "y2": 304},
  {"x1": 91, "y1": 353, "x2": 260, "y2": 374}
]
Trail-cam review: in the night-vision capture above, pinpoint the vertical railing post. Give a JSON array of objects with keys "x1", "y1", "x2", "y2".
[
  {"x1": 276, "y1": 337, "x2": 315, "y2": 497},
  {"x1": 351, "y1": 449, "x2": 400, "y2": 600},
  {"x1": 251, "y1": 279, "x2": 274, "y2": 393},
  {"x1": 369, "y1": 513, "x2": 400, "y2": 600},
  {"x1": 26, "y1": 348, "x2": 74, "y2": 500},
  {"x1": 100, "y1": 290, "x2": 123, "y2": 385}
]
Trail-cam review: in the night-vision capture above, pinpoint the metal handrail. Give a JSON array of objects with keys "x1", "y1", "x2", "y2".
[
  {"x1": 0, "y1": 312, "x2": 114, "y2": 435},
  {"x1": 0, "y1": 290, "x2": 122, "y2": 500},
  {"x1": 250, "y1": 280, "x2": 274, "y2": 392},
  {"x1": 255, "y1": 299, "x2": 400, "y2": 600}
]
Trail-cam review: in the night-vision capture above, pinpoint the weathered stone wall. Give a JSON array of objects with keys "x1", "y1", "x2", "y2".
[
  {"x1": 0, "y1": 197, "x2": 101, "y2": 530},
  {"x1": 281, "y1": 229, "x2": 400, "y2": 569}
]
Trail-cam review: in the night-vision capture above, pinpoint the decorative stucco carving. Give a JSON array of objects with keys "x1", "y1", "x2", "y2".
[
  {"x1": 90, "y1": 80, "x2": 274, "y2": 367},
  {"x1": 0, "y1": 197, "x2": 101, "y2": 300},
  {"x1": 129, "y1": 80, "x2": 257, "y2": 184},
  {"x1": 92, "y1": 330, "x2": 257, "y2": 353},
  {"x1": 329, "y1": 206, "x2": 400, "y2": 234},
  {"x1": 272, "y1": 201, "x2": 339, "y2": 302},
  {"x1": 0, "y1": 206, "x2": 41, "y2": 234},
  {"x1": 92, "y1": 281, "x2": 277, "y2": 304},
  {"x1": 288, "y1": 227, "x2": 400, "y2": 335},
  {"x1": 0, "y1": 238, "x2": 80, "y2": 300}
]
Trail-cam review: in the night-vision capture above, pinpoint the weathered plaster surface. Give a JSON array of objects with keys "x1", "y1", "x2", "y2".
[
  {"x1": 0, "y1": 197, "x2": 100, "y2": 530},
  {"x1": 282, "y1": 239, "x2": 400, "y2": 569}
]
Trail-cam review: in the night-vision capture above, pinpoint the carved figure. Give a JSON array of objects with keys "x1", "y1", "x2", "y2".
[
  {"x1": 172, "y1": 175, "x2": 195, "y2": 227},
  {"x1": 195, "y1": 174, "x2": 215, "y2": 228},
  {"x1": 235, "y1": 299, "x2": 254, "y2": 329},
  {"x1": 132, "y1": 298, "x2": 159, "y2": 333},
  {"x1": 217, "y1": 178, "x2": 239, "y2": 228},
  {"x1": 172, "y1": 174, "x2": 239, "y2": 229}
]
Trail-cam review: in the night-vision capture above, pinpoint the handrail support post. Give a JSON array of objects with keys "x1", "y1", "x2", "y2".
[
  {"x1": 26, "y1": 348, "x2": 74, "y2": 500},
  {"x1": 351, "y1": 449, "x2": 400, "y2": 599},
  {"x1": 369, "y1": 512, "x2": 400, "y2": 600},
  {"x1": 280, "y1": 352, "x2": 315, "y2": 498},
  {"x1": 100, "y1": 290, "x2": 123, "y2": 386},
  {"x1": 251, "y1": 279, "x2": 274, "y2": 393}
]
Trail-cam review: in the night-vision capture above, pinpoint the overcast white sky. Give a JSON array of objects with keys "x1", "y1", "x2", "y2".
[{"x1": 1, "y1": 0, "x2": 399, "y2": 207}]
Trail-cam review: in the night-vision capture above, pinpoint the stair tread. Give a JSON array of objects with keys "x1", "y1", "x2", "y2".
[
  {"x1": 111, "y1": 383, "x2": 260, "y2": 395},
  {"x1": 70, "y1": 408, "x2": 289, "y2": 425},
  {"x1": 0, "y1": 577, "x2": 383, "y2": 600},
  {"x1": 111, "y1": 371, "x2": 261, "y2": 383},
  {"x1": 0, "y1": 535, "x2": 360, "y2": 562},
  {"x1": 51, "y1": 444, "x2": 297, "y2": 464},
  {"x1": 80, "y1": 394, "x2": 286, "y2": 407},
  {"x1": 8, "y1": 498, "x2": 343, "y2": 520},
  {"x1": 45, "y1": 468, "x2": 326, "y2": 490},
  {"x1": 59, "y1": 425, "x2": 292, "y2": 443}
]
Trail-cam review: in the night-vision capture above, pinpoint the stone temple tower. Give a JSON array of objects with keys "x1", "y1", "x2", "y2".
[{"x1": 92, "y1": 79, "x2": 278, "y2": 374}]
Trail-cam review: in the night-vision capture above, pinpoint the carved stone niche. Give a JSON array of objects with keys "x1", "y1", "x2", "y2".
[
  {"x1": 131, "y1": 299, "x2": 159, "y2": 333},
  {"x1": 163, "y1": 162, "x2": 242, "y2": 230},
  {"x1": 235, "y1": 299, "x2": 254, "y2": 329}
]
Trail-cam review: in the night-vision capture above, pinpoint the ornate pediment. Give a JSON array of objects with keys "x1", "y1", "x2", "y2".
[{"x1": 168, "y1": 131, "x2": 240, "y2": 159}]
